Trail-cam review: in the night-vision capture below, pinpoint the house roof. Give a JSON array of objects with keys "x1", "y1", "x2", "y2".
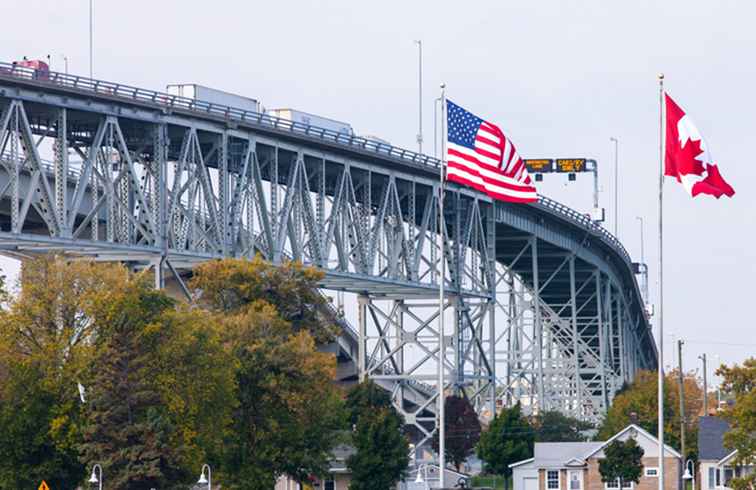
[
  {"x1": 582, "y1": 424, "x2": 681, "y2": 460},
  {"x1": 698, "y1": 416, "x2": 731, "y2": 461},
  {"x1": 510, "y1": 442, "x2": 602, "y2": 469}
]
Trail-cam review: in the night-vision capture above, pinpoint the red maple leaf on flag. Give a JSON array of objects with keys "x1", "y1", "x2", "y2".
[{"x1": 670, "y1": 137, "x2": 706, "y2": 182}]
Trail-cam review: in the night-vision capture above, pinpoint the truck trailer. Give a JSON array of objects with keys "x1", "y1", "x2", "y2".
[
  {"x1": 268, "y1": 108, "x2": 354, "y2": 136},
  {"x1": 166, "y1": 83, "x2": 262, "y2": 114}
]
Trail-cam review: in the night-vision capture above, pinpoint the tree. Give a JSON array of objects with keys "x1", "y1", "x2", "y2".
[
  {"x1": 77, "y1": 276, "x2": 190, "y2": 488},
  {"x1": 191, "y1": 255, "x2": 338, "y2": 342},
  {"x1": 73, "y1": 266, "x2": 235, "y2": 489},
  {"x1": 346, "y1": 381, "x2": 409, "y2": 490},
  {"x1": 598, "y1": 369, "x2": 701, "y2": 455},
  {"x1": 531, "y1": 410, "x2": 593, "y2": 442},
  {"x1": 191, "y1": 259, "x2": 344, "y2": 489},
  {"x1": 0, "y1": 257, "x2": 131, "y2": 488},
  {"x1": 716, "y1": 358, "x2": 756, "y2": 490},
  {"x1": 598, "y1": 438, "x2": 644, "y2": 486},
  {"x1": 477, "y1": 403, "x2": 534, "y2": 476},
  {"x1": 433, "y1": 395, "x2": 481, "y2": 471}
]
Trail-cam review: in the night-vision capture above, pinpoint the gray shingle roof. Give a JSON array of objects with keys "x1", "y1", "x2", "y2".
[
  {"x1": 529, "y1": 442, "x2": 603, "y2": 468},
  {"x1": 698, "y1": 416, "x2": 731, "y2": 461}
]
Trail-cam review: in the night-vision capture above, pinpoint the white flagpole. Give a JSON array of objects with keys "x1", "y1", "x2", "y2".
[
  {"x1": 438, "y1": 82, "x2": 447, "y2": 488},
  {"x1": 657, "y1": 72, "x2": 666, "y2": 490}
]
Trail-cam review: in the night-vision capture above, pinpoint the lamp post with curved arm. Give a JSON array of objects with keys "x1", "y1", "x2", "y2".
[
  {"x1": 197, "y1": 464, "x2": 212, "y2": 490},
  {"x1": 88, "y1": 463, "x2": 102, "y2": 490}
]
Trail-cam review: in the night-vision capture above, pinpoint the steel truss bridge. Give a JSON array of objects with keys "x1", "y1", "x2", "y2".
[{"x1": 0, "y1": 63, "x2": 656, "y2": 449}]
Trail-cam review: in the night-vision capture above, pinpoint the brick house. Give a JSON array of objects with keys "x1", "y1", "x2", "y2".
[{"x1": 510, "y1": 425, "x2": 682, "y2": 490}]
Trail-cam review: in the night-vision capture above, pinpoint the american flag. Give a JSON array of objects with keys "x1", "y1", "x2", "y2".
[{"x1": 446, "y1": 100, "x2": 538, "y2": 203}]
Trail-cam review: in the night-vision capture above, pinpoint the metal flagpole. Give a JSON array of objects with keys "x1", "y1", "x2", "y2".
[
  {"x1": 438, "y1": 82, "x2": 447, "y2": 488},
  {"x1": 657, "y1": 72, "x2": 665, "y2": 490}
]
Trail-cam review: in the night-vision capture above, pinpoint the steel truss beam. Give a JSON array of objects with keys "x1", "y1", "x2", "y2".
[{"x1": 0, "y1": 93, "x2": 654, "y2": 454}]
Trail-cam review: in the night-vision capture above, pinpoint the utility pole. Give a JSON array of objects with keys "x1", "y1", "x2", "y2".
[
  {"x1": 699, "y1": 354, "x2": 708, "y2": 415},
  {"x1": 678, "y1": 339, "x2": 686, "y2": 461},
  {"x1": 414, "y1": 40, "x2": 423, "y2": 154}
]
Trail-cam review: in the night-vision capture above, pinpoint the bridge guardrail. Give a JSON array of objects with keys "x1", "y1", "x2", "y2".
[{"x1": 0, "y1": 62, "x2": 633, "y2": 268}]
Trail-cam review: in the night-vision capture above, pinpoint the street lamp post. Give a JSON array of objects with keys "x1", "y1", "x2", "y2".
[
  {"x1": 197, "y1": 463, "x2": 212, "y2": 490},
  {"x1": 88, "y1": 463, "x2": 103, "y2": 490},
  {"x1": 414, "y1": 464, "x2": 431, "y2": 490},
  {"x1": 683, "y1": 459, "x2": 696, "y2": 490},
  {"x1": 610, "y1": 137, "x2": 619, "y2": 237}
]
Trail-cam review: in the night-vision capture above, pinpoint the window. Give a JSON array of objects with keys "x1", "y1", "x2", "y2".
[
  {"x1": 604, "y1": 478, "x2": 632, "y2": 489},
  {"x1": 716, "y1": 469, "x2": 721, "y2": 487},
  {"x1": 645, "y1": 468, "x2": 659, "y2": 477},
  {"x1": 724, "y1": 468, "x2": 734, "y2": 486},
  {"x1": 324, "y1": 480, "x2": 335, "y2": 490},
  {"x1": 709, "y1": 467, "x2": 716, "y2": 489},
  {"x1": 569, "y1": 471, "x2": 582, "y2": 490},
  {"x1": 547, "y1": 471, "x2": 560, "y2": 489}
]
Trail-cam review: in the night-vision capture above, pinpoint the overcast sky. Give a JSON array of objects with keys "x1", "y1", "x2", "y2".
[{"x1": 2, "y1": 0, "x2": 754, "y2": 383}]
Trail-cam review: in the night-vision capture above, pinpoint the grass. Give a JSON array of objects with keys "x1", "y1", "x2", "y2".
[{"x1": 470, "y1": 475, "x2": 513, "y2": 490}]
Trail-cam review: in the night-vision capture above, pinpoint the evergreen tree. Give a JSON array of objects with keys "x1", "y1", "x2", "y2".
[
  {"x1": 598, "y1": 439, "x2": 644, "y2": 486},
  {"x1": 78, "y1": 281, "x2": 189, "y2": 489},
  {"x1": 531, "y1": 410, "x2": 593, "y2": 442},
  {"x1": 477, "y1": 403, "x2": 533, "y2": 476}
]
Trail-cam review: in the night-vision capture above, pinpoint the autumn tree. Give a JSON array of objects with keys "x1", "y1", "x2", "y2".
[
  {"x1": 716, "y1": 358, "x2": 756, "y2": 490},
  {"x1": 433, "y1": 395, "x2": 481, "y2": 471},
  {"x1": 531, "y1": 410, "x2": 593, "y2": 442},
  {"x1": 0, "y1": 257, "x2": 131, "y2": 488},
  {"x1": 191, "y1": 255, "x2": 338, "y2": 342},
  {"x1": 477, "y1": 403, "x2": 534, "y2": 476},
  {"x1": 598, "y1": 438, "x2": 644, "y2": 486},
  {"x1": 0, "y1": 257, "x2": 236, "y2": 488},
  {"x1": 346, "y1": 381, "x2": 409, "y2": 490},
  {"x1": 598, "y1": 369, "x2": 702, "y2": 456},
  {"x1": 78, "y1": 272, "x2": 236, "y2": 489},
  {"x1": 191, "y1": 258, "x2": 344, "y2": 489}
]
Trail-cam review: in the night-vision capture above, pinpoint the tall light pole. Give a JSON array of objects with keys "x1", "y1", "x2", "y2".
[
  {"x1": 62, "y1": 55, "x2": 69, "y2": 75},
  {"x1": 89, "y1": 0, "x2": 93, "y2": 78},
  {"x1": 678, "y1": 339, "x2": 687, "y2": 463},
  {"x1": 88, "y1": 463, "x2": 103, "y2": 490},
  {"x1": 699, "y1": 353, "x2": 708, "y2": 415},
  {"x1": 414, "y1": 40, "x2": 423, "y2": 154},
  {"x1": 610, "y1": 137, "x2": 619, "y2": 237}
]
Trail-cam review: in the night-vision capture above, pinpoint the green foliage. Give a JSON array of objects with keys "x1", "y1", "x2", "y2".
[
  {"x1": 531, "y1": 410, "x2": 593, "y2": 442},
  {"x1": 716, "y1": 358, "x2": 756, "y2": 490},
  {"x1": 345, "y1": 379, "x2": 394, "y2": 427},
  {"x1": 0, "y1": 361, "x2": 83, "y2": 488},
  {"x1": 433, "y1": 395, "x2": 481, "y2": 471},
  {"x1": 78, "y1": 278, "x2": 191, "y2": 488},
  {"x1": 598, "y1": 369, "x2": 701, "y2": 454},
  {"x1": 598, "y1": 438, "x2": 644, "y2": 485},
  {"x1": 477, "y1": 403, "x2": 533, "y2": 476},
  {"x1": 0, "y1": 256, "x2": 343, "y2": 488},
  {"x1": 191, "y1": 259, "x2": 344, "y2": 489},
  {"x1": 346, "y1": 382, "x2": 409, "y2": 490}
]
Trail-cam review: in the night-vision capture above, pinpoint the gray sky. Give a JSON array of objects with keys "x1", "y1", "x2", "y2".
[{"x1": 2, "y1": 0, "x2": 754, "y2": 383}]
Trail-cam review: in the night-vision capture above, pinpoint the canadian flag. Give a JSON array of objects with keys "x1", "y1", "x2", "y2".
[{"x1": 664, "y1": 93, "x2": 734, "y2": 198}]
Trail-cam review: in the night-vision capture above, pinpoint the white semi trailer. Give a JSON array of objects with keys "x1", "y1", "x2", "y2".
[
  {"x1": 268, "y1": 108, "x2": 354, "y2": 136},
  {"x1": 166, "y1": 83, "x2": 262, "y2": 114}
]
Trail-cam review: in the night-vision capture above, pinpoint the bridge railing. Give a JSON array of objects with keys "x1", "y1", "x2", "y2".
[{"x1": 0, "y1": 62, "x2": 633, "y2": 267}]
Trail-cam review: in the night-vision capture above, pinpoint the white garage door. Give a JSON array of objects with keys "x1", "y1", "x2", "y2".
[{"x1": 524, "y1": 477, "x2": 538, "y2": 490}]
